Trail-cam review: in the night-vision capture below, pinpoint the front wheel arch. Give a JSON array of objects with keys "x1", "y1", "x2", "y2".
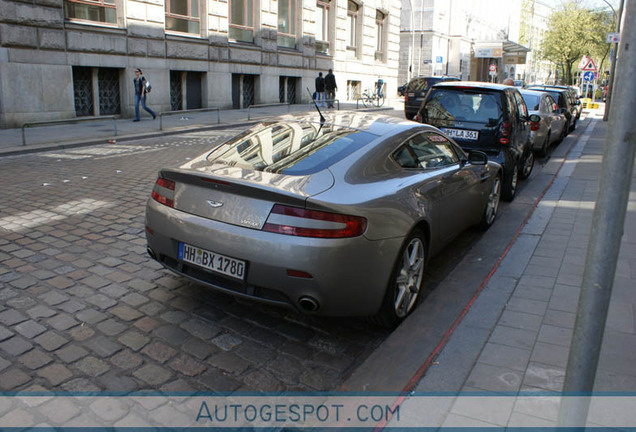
[{"x1": 372, "y1": 228, "x2": 428, "y2": 329}]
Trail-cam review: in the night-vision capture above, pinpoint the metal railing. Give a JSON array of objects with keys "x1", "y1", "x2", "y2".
[
  {"x1": 158, "y1": 107, "x2": 220, "y2": 131},
  {"x1": 247, "y1": 103, "x2": 290, "y2": 120},
  {"x1": 21, "y1": 115, "x2": 117, "y2": 146}
]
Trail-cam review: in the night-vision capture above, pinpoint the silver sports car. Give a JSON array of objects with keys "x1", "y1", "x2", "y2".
[{"x1": 145, "y1": 112, "x2": 502, "y2": 327}]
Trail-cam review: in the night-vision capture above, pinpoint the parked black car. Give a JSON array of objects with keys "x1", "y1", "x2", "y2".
[
  {"x1": 527, "y1": 85, "x2": 579, "y2": 132},
  {"x1": 415, "y1": 81, "x2": 538, "y2": 201},
  {"x1": 404, "y1": 76, "x2": 460, "y2": 120}
]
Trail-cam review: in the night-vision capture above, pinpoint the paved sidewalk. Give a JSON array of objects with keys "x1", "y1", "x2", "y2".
[
  {"x1": 403, "y1": 108, "x2": 636, "y2": 426},
  {"x1": 0, "y1": 100, "x2": 400, "y2": 157}
]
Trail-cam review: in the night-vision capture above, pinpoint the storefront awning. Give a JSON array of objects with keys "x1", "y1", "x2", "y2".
[{"x1": 474, "y1": 40, "x2": 530, "y2": 64}]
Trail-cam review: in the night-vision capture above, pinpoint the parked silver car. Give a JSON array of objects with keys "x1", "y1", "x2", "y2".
[
  {"x1": 145, "y1": 112, "x2": 502, "y2": 327},
  {"x1": 519, "y1": 89, "x2": 567, "y2": 156}
]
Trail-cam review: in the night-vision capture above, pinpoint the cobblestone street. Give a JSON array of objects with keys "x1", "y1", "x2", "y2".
[{"x1": 0, "y1": 131, "x2": 389, "y2": 392}]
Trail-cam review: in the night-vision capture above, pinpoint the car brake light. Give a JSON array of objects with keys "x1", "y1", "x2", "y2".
[
  {"x1": 530, "y1": 121, "x2": 541, "y2": 131},
  {"x1": 263, "y1": 204, "x2": 367, "y2": 238},
  {"x1": 500, "y1": 122, "x2": 511, "y2": 137},
  {"x1": 151, "y1": 177, "x2": 175, "y2": 208}
]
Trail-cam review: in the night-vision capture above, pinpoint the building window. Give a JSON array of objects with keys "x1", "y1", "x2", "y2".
[
  {"x1": 278, "y1": 0, "x2": 297, "y2": 48},
  {"x1": 166, "y1": 0, "x2": 200, "y2": 34},
  {"x1": 229, "y1": 0, "x2": 254, "y2": 43},
  {"x1": 346, "y1": 1, "x2": 359, "y2": 51},
  {"x1": 375, "y1": 10, "x2": 386, "y2": 61},
  {"x1": 315, "y1": 0, "x2": 331, "y2": 54},
  {"x1": 64, "y1": 0, "x2": 116, "y2": 25}
]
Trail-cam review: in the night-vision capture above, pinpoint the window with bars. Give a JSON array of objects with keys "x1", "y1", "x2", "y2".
[
  {"x1": 346, "y1": 1, "x2": 359, "y2": 51},
  {"x1": 229, "y1": 0, "x2": 254, "y2": 43},
  {"x1": 165, "y1": 0, "x2": 200, "y2": 34},
  {"x1": 277, "y1": 0, "x2": 297, "y2": 48},
  {"x1": 375, "y1": 10, "x2": 386, "y2": 61},
  {"x1": 315, "y1": 0, "x2": 331, "y2": 54},
  {"x1": 63, "y1": 0, "x2": 116, "y2": 25}
]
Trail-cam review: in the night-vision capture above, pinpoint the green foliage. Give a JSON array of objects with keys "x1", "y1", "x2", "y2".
[{"x1": 540, "y1": 0, "x2": 615, "y2": 84}]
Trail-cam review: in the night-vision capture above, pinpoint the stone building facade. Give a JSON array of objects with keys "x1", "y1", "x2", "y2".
[{"x1": 0, "y1": 0, "x2": 400, "y2": 128}]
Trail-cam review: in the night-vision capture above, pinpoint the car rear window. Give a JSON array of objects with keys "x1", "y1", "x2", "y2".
[
  {"x1": 421, "y1": 89, "x2": 503, "y2": 125},
  {"x1": 205, "y1": 121, "x2": 377, "y2": 175},
  {"x1": 521, "y1": 93, "x2": 541, "y2": 111}
]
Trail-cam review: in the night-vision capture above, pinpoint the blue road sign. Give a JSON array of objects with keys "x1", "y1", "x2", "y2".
[
  {"x1": 436, "y1": 56, "x2": 443, "y2": 63},
  {"x1": 583, "y1": 71, "x2": 594, "y2": 82}
]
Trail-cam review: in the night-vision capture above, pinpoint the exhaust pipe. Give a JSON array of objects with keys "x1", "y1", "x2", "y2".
[
  {"x1": 298, "y1": 296, "x2": 320, "y2": 312},
  {"x1": 146, "y1": 247, "x2": 157, "y2": 260}
]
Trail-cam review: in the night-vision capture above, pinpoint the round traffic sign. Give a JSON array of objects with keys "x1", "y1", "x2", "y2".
[
  {"x1": 583, "y1": 71, "x2": 594, "y2": 82},
  {"x1": 489, "y1": 64, "x2": 497, "y2": 72}
]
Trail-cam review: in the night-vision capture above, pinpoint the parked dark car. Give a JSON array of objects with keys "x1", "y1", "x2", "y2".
[
  {"x1": 404, "y1": 76, "x2": 460, "y2": 120},
  {"x1": 415, "y1": 81, "x2": 538, "y2": 201},
  {"x1": 527, "y1": 85, "x2": 579, "y2": 132},
  {"x1": 397, "y1": 82, "x2": 408, "y2": 96}
]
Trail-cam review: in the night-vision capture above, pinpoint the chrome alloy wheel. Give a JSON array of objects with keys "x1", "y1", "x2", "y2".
[
  {"x1": 485, "y1": 175, "x2": 501, "y2": 226},
  {"x1": 393, "y1": 237, "x2": 425, "y2": 318}
]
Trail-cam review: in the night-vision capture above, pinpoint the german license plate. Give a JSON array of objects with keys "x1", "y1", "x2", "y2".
[
  {"x1": 442, "y1": 128, "x2": 479, "y2": 140},
  {"x1": 178, "y1": 242, "x2": 246, "y2": 281}
]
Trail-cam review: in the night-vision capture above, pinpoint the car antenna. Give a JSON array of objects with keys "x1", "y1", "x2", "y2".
[{"x1": 306, "y1": 87, "x2": 325, "y2": 125}]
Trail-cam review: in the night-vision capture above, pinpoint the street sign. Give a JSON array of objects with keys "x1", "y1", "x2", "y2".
[
  {"x1": 607, "y1": 32, "x2": 620, "y2": 43},
  {"x1": 435, "y1": 56, "x2": 443, "y2": 63},
  {"x1": 582, "y1": 58, "x2": 597, "y2": 72},
  {"x1": 583, "y1": 71, "x2": 594, "y2": 82},
  {"x1": 489, "y1": 64, "x2": 497, "y2": 72},
  {"x1": 578, "y1": 56, "x2": 590, "y2": 69}
]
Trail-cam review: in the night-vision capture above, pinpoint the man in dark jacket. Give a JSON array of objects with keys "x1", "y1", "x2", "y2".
[
  {"x1": 324, "y1": 69, "x2": 337, "y2": 108},
  {"x1": 315, "y1": 72, "x2": 326, "y2": 107}
]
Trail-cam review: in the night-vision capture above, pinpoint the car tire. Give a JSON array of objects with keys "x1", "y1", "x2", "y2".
[
  {"x1": 502, "y1": 161, "x2": 518, "y2": 202},
  {"x1": 374, "y1": 229, "x2": 427, "y2": 329},
  {"x1": 478, "y1": 173, "x2": 502, "y2": 230},
  {"x1": 537, "y1": 132, "x2": 550, "y2": 157},
  {"x1": 519, "y1": 148, "x2": 534, "y2": 180}
]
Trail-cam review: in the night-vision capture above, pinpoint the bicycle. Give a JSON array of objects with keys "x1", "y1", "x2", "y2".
[{"x1": 361, "y1": 89, "x2": 385, "y2": 108}]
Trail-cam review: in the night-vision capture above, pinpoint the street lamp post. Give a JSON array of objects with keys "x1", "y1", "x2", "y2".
[{"x1": 603, "y1": 0, "x2": 624, "y2": 121}]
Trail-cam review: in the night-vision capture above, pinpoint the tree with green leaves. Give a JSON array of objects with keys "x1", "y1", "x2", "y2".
[{"x1": 540, "y1": 0, "x2": 615, "y2": 84}]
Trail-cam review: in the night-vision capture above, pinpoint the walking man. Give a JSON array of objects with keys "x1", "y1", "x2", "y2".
[
  {"x1": 325, "y1": 69, "x2": 337, "y2": 108},
  {"x1": 315, "y1": 72, "x2": 326, "y2": 107},
  {"x1": 133, "y1": 68, "x2": 156, "y2": 122}
]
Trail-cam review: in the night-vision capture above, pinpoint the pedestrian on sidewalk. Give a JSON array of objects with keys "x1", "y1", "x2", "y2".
[
  {"x1": 325, "y1": 69, "x2": 337, "y2": 108},
  {"x1": 133, "y1": 68, "x2": 156, "y2": 122},
  {"x1": 315, "y1": 72, "x2": 326, "y2": 107}
]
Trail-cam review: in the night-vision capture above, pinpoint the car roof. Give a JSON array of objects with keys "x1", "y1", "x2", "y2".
[
  {"x1": 528, "y1": 85, "x2": 569, "y2": 93},
  {"x1": 519, "y1": 89, "x2": 549, "y2": 96},
  {"x1": 431, "y1": 81, "x2": 512, "y2": 91}
]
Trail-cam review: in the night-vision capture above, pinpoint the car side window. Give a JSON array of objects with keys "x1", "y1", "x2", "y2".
[
  {"x1": 393, "y1": 133, "x2": 459, "y2": 169},
  {"x1": 505, "y1": 91, "x2": 518, "y2": 123},
  {"x1": 545, "y1": 95, "x2": 556, "y2": 113},
  {"x1": 513, "y1": 91, "x2": 528, "y2": 118}
]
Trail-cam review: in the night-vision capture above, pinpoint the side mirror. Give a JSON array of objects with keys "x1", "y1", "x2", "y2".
[
  {"x1": 468, "y1": 150, "x2": 488, "y2": 165},
  {"x1": 529, "y1": 114, "x2": 541, "y2": 123}
]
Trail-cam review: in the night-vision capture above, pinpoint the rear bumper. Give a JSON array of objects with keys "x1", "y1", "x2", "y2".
[{"x1": 145, "y1": 199, "x2": 403, "y2": 317}]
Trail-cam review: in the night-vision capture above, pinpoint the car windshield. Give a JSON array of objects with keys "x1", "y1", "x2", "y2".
[
  {"x1": 205, "y1": 121, "x2": 377, "y2": 175},
  {"x1": 422, "y1": 89, "x2": 502, "y2": 125},
  {"x1": 521, "y1": 93, "x2": 541, "y2": 111}
]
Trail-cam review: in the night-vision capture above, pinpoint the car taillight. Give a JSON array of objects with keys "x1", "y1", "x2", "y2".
[
  {"x1": 263, "y1": 204, "x2": 367, "y2": 238},
  {"x1": 530, "y1": 121, "x2": 541, "y2": 131},
  {"x1": 499, "y1": 121, "x2": 511, "y2": 145},
  {"x1": 151, "y1": 177, "x2": 175, "y2": 208}
]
